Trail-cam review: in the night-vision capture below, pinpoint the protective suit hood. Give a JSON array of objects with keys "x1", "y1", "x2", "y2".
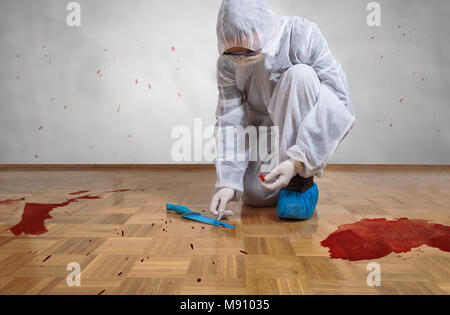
[{"x1": 217, "y1": 0, "x2": 282, "y2": 56}]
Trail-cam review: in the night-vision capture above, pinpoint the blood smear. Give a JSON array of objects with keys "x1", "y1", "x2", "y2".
[
  {"x1": 321, "y1": 218, "x2": 450, "y2": 261},
  {"x1": 0, "y1": 198, "x2": 25, "y2": 205},
  {"x1": 259, "y1": 174, "x2": 266, "y2": 182},
  {"x1": 69, "y1": 190, "x2": 90, "y2": 196}
]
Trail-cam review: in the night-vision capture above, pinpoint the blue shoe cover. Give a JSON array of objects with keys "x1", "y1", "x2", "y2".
[{"x1": 277, "y1": 183, "x2": 319, "y2": 220}]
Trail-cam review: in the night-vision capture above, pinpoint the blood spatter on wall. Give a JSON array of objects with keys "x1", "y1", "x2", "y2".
[{"x1": 321, "y1": 218, "x2": 450, "y2": 261}]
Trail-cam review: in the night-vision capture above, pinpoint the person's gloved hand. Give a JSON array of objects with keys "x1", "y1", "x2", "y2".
[
  {"x1": 261, "y1": 159, "x2": 298, "y2": 191},
  {"x1": 209, "y1": 188, "x2": 235, "y2": 218}
]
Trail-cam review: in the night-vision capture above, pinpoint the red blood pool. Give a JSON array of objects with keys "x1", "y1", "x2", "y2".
[
  {"x1": 259, "y1": 174, "x2": 265, "y2": 182},
  {"x1": 0, "y1": 198, "x2": 25, "y2": 205},
  {"x1": 9, "y1": 196, "x2": 97, "y2": 236},
  {"x1": 8, "y1": 189, "x2": 137, "y2": 236},
  {"x1": 321, "y1": 218, "x2": 450, "y2": 261},
  {"x1": 240, "y1": 250, "x2": 248, "y2": 255}
]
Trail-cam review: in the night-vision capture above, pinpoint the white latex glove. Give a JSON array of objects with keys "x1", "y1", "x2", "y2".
[
  {"x1": 260, "y1": 159, "x2": 298, "y2": 191},
  {"x1": 209, "y1": 188, "x2": 235, "y2": 218}
]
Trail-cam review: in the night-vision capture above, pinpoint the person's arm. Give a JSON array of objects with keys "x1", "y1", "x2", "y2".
[
  {"x1": 210, "y1": 57, "x2": 248, "y2": 217},
  {"x1": 287, "y1": 18, "x2": 356, "y2": 178}
]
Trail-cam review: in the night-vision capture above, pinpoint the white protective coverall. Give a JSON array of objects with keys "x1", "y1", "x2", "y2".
[{"x1": 215, "y1": 0, "x2": 355, "y2": 206}]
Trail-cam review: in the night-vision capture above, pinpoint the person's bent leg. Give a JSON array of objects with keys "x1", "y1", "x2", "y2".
[
  {"x1": 268, "y1": 64, "x2": 321, "y2": 220},
  {"x1": 242, "y1": 160, "x2": 280, "y2": 207}
]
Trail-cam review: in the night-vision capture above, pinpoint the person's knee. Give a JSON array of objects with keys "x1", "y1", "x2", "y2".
[
  {"x1": 283, "y1": 64, "x2": 320, "y2": 95},
  {"x1": 242, "y1": 185, "x2": 278, "y2": 207}
]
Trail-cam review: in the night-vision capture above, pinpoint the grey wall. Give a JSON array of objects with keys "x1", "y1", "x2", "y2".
[{"x1": 0, "y1": 0, "x2": 449, "y2": 164}]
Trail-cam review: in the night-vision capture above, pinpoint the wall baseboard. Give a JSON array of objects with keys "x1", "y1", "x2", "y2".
[{"x1": 0, "y1": 164, "x2": 449, "y2": 171}]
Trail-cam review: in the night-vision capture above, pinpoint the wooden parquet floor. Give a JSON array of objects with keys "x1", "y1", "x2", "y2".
[{"x1": 0, "y1": 166, "x2": 448, "y2": 295}]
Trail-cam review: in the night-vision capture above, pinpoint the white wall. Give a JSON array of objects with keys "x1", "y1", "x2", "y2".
[{"x1": 0, "y1": 0, "x2": 449, "y2": 164}]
